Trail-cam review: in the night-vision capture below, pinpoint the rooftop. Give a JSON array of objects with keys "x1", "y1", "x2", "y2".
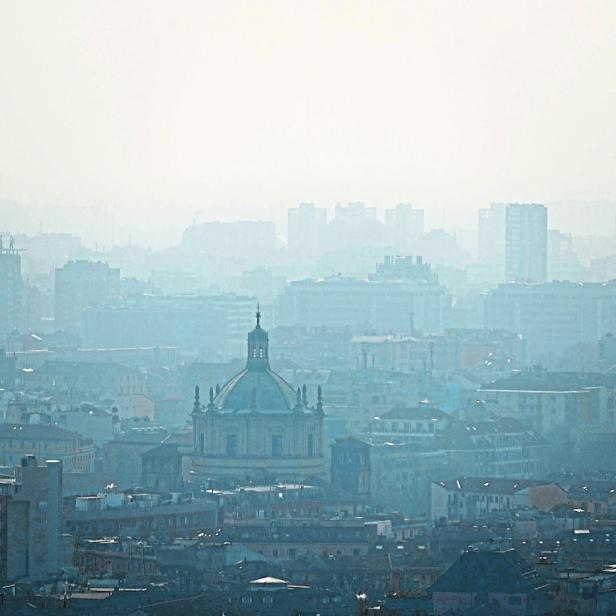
[{"x1": 433, "y1": 477, "x2": 561, "y2": 495}]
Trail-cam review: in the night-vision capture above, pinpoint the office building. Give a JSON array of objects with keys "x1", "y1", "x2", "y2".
[{"x1": 505, "y1": 203, "x2": 548, "y2": 282}]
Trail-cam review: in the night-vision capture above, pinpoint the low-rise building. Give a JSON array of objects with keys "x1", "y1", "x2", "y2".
[
  {"x1": 431, "y1": 477, "x2": 567, "y2": 521},
  {"x1": 102, "y1": 427, "x2": 168, "y2": 489},
  {"x1": 428, "y1": 549, "x2": 551, "y2": 616},
  {"x1": 65, "y1": 492, "x2": 219, "y2": 540},
  {"x1": 0, "y1": 423, "x2": 95, "y2": 472}
]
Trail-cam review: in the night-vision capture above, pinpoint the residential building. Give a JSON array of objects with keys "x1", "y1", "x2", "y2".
[
  {"x1": 278, "y1": 257, "x2": 451, "y2": 335},
  {"x1": 548, "y1": 229, "x2": 589, "y2": 281},
  {"x1": 0, "y1": 236, "x2": 22, "y2": 339},
  {"x1": 140, "y1": 443, "x2": 183, "y2": 492},
  {"x1": 24, "y1": 360, "x2": 145, "y2": 398},
  {"x1": 0, "y1": 455, "x2": 64, "y2": 582},
  {"x1": 287, "y1": 202, "x2": 327, "y2": 258},
  {"x1": 478, "y1": 203, "x2": 506, "y2": 266},
  {"x1": 431, "y1": 477, "x2": 567, "y2": 521},
  {"x1": 384, "y1": 203, "x2": 424, "y2": 251},
  {"x1": 321, "y1": 202, "x2": 386, "y2": 252},
  {"x1": 0, "y1": 423, "x2": 95, "y2": 471},
  {"x1": 65, "y1": 491, "x2": 219, "y2": 541},
  {"x1": 54, "y1": 260, "x2": 120, "y2": 334},
  {"x1": 330, "y1": 437, "x2": 371, "y2": 499},
  {"x1": 480, "y1": 370, "x2": 613, "y2": 447},
  {"x1": 484, "y1": 280, "x2": 616, "y2": 364},
  {"x1": 102, "y1": 427, "x2": 168, "y2": 489},
  {"x1": 54, "y1": 405, "x2": 116, "y2": 448},
  {"x1": 505, "y1": 203, "x2": 548, "y2": 283},
  {"x1": 428, "y1": 549, "x2": 551, "y2": 615}
]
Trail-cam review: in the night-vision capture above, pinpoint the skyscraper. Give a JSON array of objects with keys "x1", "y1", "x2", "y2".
[{"x1": 505, "y1": 203, "x2": 548, "y2": 282}]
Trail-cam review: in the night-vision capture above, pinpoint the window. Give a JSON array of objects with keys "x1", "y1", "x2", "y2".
[
  {"x1": 307, "y1": 434, "x2": 314, "y2": 457},
  {"x1": 199, "y1": 433, "x2": 204, "y2": 454},
  {"x1": 272, "y1": 435, "x2": 283, "y2": 458}
]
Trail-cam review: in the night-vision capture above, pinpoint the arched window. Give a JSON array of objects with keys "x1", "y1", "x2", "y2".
[{"x1": 259, "y1": 347, "x2": 264, "y2": 358}]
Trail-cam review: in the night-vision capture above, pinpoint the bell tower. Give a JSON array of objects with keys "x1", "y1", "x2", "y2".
[{"x1": 247, "y1": 305, "x2": 269, "y2": 369}]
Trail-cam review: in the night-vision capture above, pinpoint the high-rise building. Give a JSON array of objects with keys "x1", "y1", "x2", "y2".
[
  {"x1": 384, "y1": 203, "x2": 424, "y2": 251},
  {"x1": 0, "y1": 235, "x2": 23, "y2": 339},
  {"x1": 287, "y1": 202, "x2": 327, "y2": 258},
  {"x1": 478, "y1": 203, "x2": 506, "y2": 262},
  {"x1": 505, "y1": 203, "x2": 548, "y2": 282},
  {"x1": 54, "y1": 260, "x2": 120, "y2": 334},
  {"x1": 0, "y1": 455, "x2": 64, "y2": 582},
  {"x1": 321, "y1": 202, "x2": 386, "y2": 252},
  {"x1": 547, "y1": 229, "x2": 589, "y2": 281}
]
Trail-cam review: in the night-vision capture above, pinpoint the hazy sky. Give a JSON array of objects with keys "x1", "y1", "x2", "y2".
[{"x1": 1, "y1": 0, "x2": 615, "y2": 244}]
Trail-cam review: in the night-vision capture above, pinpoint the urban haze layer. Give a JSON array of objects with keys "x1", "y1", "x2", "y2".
[{"x1": 1, "y1": 2, "x2": 616, "y2": 615}]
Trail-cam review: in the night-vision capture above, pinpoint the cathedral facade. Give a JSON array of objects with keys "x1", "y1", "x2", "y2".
[{"x1": 190, "y1": 311, "x2": 325, "y2": 484}]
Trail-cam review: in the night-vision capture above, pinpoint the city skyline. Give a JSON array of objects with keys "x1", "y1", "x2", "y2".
[{"x1": 1, "y1": 0, "x2": 616, "y2": 246}]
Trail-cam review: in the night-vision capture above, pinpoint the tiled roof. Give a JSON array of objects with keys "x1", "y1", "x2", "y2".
[
  {"x1": 428, "y1": 549, "x2": 538, "y2": 594},
  {"x1": 0, "y1": 423, "x2": 81, "y2": 441}
]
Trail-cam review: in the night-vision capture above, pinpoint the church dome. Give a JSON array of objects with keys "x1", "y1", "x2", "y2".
[
  {"x1": 212, "y1": 308, "x2": 300, "y2": 413},
  {"x1": 215, "y1": 368, "x2": 297, "y2": 412}
]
